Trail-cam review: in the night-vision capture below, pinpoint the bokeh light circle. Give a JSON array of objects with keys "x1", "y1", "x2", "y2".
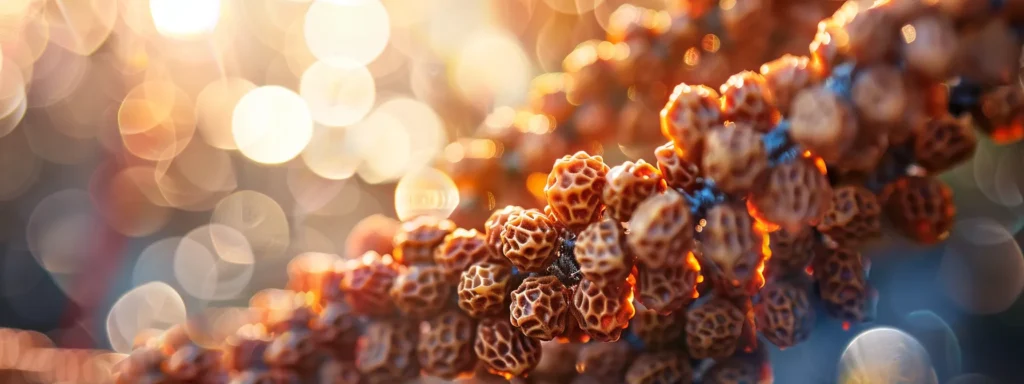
[
  {"x1": 105, "y1": 282, "x2": 186, "y2": 354},
  {"x1": 175, "y1": 225, "x2": 255, "y2": 301},
  {"x1": 299, "y1": 60, "x2": 375, "y2": 127},
  {"x1": 149, "y1": 0, "x2": 222, "y2": 38},
  {"x1": 939, "y1": 219, "x2": 1024, "y2": 314},
  {"x1": 211, "y1": 190, "x2": 290, "y2": 260},
  {"x1": 303, "y1": 0, "x2": 390, "y2": 67},
  {"x1": 394, "y1": 167, "x2": 459, "y2": 221},
  {"x1": 904, "y1": 310, "x2": 962, "y2": 379},
  {"x1": 232, "y1": 85, "x2": 313, "y2": 164},
  {"x1": 300, "y1": 125, "x2": 362, "y2": 180},
  {"x1": 838, "y1": 327, "x2": 936, "y2": 384},
  {"x1": 195, "y1": 77, "x2": 256, "y2": 150}
]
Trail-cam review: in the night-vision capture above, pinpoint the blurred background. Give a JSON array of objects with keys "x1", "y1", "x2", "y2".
[{"x1": 0, "y1": 0, "x2": 1021, "y2": 383}]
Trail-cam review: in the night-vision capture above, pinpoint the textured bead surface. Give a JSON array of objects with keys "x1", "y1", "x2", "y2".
[
  {"x1": 576, "y1": 341, "x2": 632, "y2": 379},
  {"x1": 341, "y1": 251, "x2": 400, "y2": 316},
  {"x1": 852, "y1": 65, "x2": 907, "y2": 126},
  {"x1": 902, "y1": 14, "x2": 957, "y2": 81},
  {"x1": 755, "y1": 280, "x2": 815, "y2": 348},
  {"x1": 764, "y1": 227, "x2": 816, "y2": 280},
  {"x1": 501, "y1": 209, "x2": 559, "y2": 272},
  {"x1": 484, "y1": 206, "x2": 523, "y2": 257},
  {"x1": 603, "y1": 160, "x2": 665, "y2": 222},
  {"x1": 635, "y1": 253, "x2": 700, "y2": 314},
  {"x1": 418, "y1": 310, "x2": 478, "y2": 379},
  {"x1": 813, "y1": 248, "x2": 872, "y2": 323},
  {"x1": 749, "y1": 157, "x2": 832, "y2": 232},
  {"x1": 701, "y1": 123, "x2": 768, "y2": 195},
  {"x1": 389, "y1": 265, "x2": 452, "y2": 319},
  {"x1": 575, "y1": 219, "x2": 634, "y2": 285},
  {"x1": 457, "y1": 263, "x2": 511, "y2": 318},
  {"x1": 265, "y1": 329, "x2": 317, "y2": 369},
  {"x1": 345, "y1": 214, "x2": 399, "y2": 261},
  {"x1": 544, "y1": 151, "x2": 610, "y2": 231},
  {"x1": 436, "y1": 228, "x2": 504, "y2": 279},
  {"x1": 356, "y1": 320, "x2": 419, "y2": 384},
  {"x1": 474, "y1": 317, "x2": 542, "y2": 378},
  {"x1": 912, "y1": 114, "x2": 977, "y2": 174},
  {"x1": 790, "y1": 85, "x2": 858, "y2": 163},
  {"x1": 572, "y1": 279, "x2": 635, "y2": 342},
  {"x1": 313, "y1": 301, "x2": 360, "y2": 359},
  {"x1": 630, "y1": 308, "x2": 685, "y2": 351},
  {"x1": 760, "y1": 55, "x2": 819, "y2": 114},
  {"x1": 882, "y1": 176, "x2": 956, "y2": 244},
  {"x1": 720, "y1": 71, "x2": 778, "y2": 132},
  {"x1": 509, "y1": 275, "x2": 570, "y2": 341},
  {"x1": 625, "y1": 351, "x2": 693, "y2": 384},
  {"x1": 393, "y1": 215, "x2": 456, "y2": 265},
  {"x1": 816, "y1": 185, "x2": 882, "y2": 248},
  {"x1": 627, "y1": 191, "x2": 694, "y2": 269},
  {"x1": 701, "y1": 203, "x2": 767, "y2": 298},
  {"x1": 653, "y1": 141, "x2": 700, "y2": 191},
  {"x1": 661, "y1": 83, "x2": 722, "y2": 161},
  {"x1": 686, "y1": 298, "x2": 746, "y2": 359}
]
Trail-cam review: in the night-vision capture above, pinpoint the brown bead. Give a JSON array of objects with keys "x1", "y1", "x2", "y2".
[
  {"x1": 264, "y1": 329, "x2": 317, "y2": 369},
  {"x1": 635, "y1": 253, "x2": 700, "y2": 314},
  {"x1": 533, "y1": 342, "x2": 581, "y2": 381},
  {"x1": 701, "y1": 203, "x2": 767, "y2": 298},
  {"x1": 571, "y1": 279, "x2": 636, "y2": 342},
  {"x1": 625, "y1": 351, "x2": 693, "y2": 384},
  {"x1": 812, "y1": 248, "x2": 872, "y2": 323},
  {"x1": 702, "y1": 123, "x2": 768, "y2": 195},
  {"x1": 393, "y1": 215, "x2": 456, "y2": 265},
  {"x1": 660, "y1": 83, "x2": 722, "y2": 161},
  {"x1": 765, "y1": 227, "x2": 816, "y2": 280},
  {"x1": 903, "y1": 14, "x2": 958, "y2": 81},
  {"x1": 389, "y1": 265, "x2": 452, "y2": 319},
  {"x1": 852, "y1": 65, "x2": 908, "y2": 126},
  {"x1": 882, "y1": 176, "x2": 956, "y2": 244},
  {"x1": 165, "y1": 343, "x2": 220, "y2": 381},
  {"x1": 749, "y1": 157, "x2": 832, "y2": 232},
  {"x1": 833, "y1": 131, "x2": 890, "y2": 174},
  {"x1": 631, "y1": 308, "x2": 685, "y2": 351},
  {"x1": 575, "y1": 219, "x2": 634, "y2": 285},
  {"x1": 436, "y1": 228, "x2": 505, "y2": 280},
  {"x1": 341, "y1": 251, "x2": 400, "y2": 316},
  {"x1": 719, "y1": 71, "x2": 778, "y2": 132},
  {"x1": 790, "y1": 85, "x2": 858, "y2": 163},
  {"x1": 956, "y1": 19, "x2": 1021, "y2": 86},
  {"x1": 978, "y1": 85, "x2": 1024, "y2": 144},
  {"x1": 316, "y1": 359, "x2": 361, "y2": 384},
  {"x1": 703, "y1": 353, "x2": 770, "y2": 384},
  {"x1": 809, "y1": 18, "x2": 842, "y2": 72},
  {"x1": 501, "y1": 208, "x2": 559, "y2": 272},
  {"x1": 755, "y1": 280, "x2": 815, "y2": 348},
  {"x1": 345, "y1": 214, "x2": 399, "y2": 261},
  {"x1": 457, "y1": 263, "x2": 511, "y2": 318},
  {"x1": 418, "y1": 310, "x2": 478, "y2": 379},
  {"x1": 685, "y1": 298, "x2": 745, "y2": 359},
  {"x1": 937, "y1": 0, "x2": 991, "y2": 21},
  {"x1": 223, "y1": 338, "x2": 269, "y2": 372},
  {"x1": 815, "y1": 185, "x2": 882, "y2": 248},
  {"x1": 845, "y1": 6, "x2": 899, "y2": 63},
  {"x1": 474, "y1": 317, "x2": 542, "y2": 378},
  {"x1": 912, "y1": 114, "x2": 977, "y2": 174},
  {"x1": 544, "y1": 151, "x2": 610, "y2": 231},
  {"x1": 603, "y1": 160, "x2": 666, "y2": 222},
  {"x1": 576, "y1": 341, "x2": 632, "y2": 379},
  {"x1": 653, "y1": 141, "x2": 700, "y2": 192},
  {"x1": 313, "y1": 301, "x2": 360, "y2": 358},
  {"x1": 484, "y1": 206, "x2": 523, "y2": 256},
  {"x1": 759, "y1": 55, "x2": 820, "y2": 114},
  {"x1": 509, "y1": 275, "x2": 570, "y2": 341},
  {"x1": 356, "y1": 320, "x2": 419, "y2": 384},
  {"x1": 627, "y1": 191, "x2": 694, "y2": 268}
]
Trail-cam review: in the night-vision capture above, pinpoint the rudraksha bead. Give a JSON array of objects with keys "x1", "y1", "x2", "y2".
[
  {"x1": 313, "y1": 301, "x2": 360, "y2": 359},
  {"x1": 501, "y1": 208, "x2": 559, "y2": 273},
  {"x1": 630, "y1": 307, "x2": 685, "y2": 351},
  {"x1": 755, "y1": 280, "x2": 815, "y2": 348},
  {"x1": 720, "y1": 71, "x2": 778, "y2": 132},
  {"x1": 264, "y1": 329, "x2": 317, "y2": 370},
  {"x1": 341, "y1": 251, "x2": 400, "y2": 316},
  {"x1": 436, "y1": 228, "x2": 505, "y2": 279},
  {"x1": 533, "y1": 341, "x2": 580, "y2": 381},
  {"x1": 389, "y1": 264, "x2": 452, "y2": 319},
  {"x1": 790, "y1": 85, "x2": 859, "y2": 163},
  {"x1": 852, "y1": 65, "x2": 907, "y2": 126},
  {"x1": 841, "y1": 5, "x2": 899, "y2": 64},
  {"x1": 902, "y1": 14, "x2": 957, "y2": 81},
  {"x1": 701, "y1": 123, "x2": 769, "y2": 195},
  {"x1": 812, "y1": 248, "x2": 873, "y2": 323},
  {"x1": 356, "y1": 320, "x2": 419, "y2": 383},
  {"x1": 418, "y1": 310, "x2": 478, "y2": 379},
  {"x1": 575, "y1": 219, "x2": 634, "y2": 285},
  {"x1": 956, "y1": 19, "x2": 1020, "y2": 86},
  {"x1": 627, "y1": 191, "x2": 694, "y2": 268},
  {"x1": 685, "y1": 298, "x2": 746, "y2": 359},
  {"x1": 815, "y1": 185, "x2": 882, "y2": 248},
  {"x1": 882, "y1": 176, "x2": 956, "y2": 244},
  {"x1": 703, "y1": 352, "x2": 770, "y2": 384},
  {"x1": 576, "y1": 341, "x2": 632, "y2": 380},
  {"x1": 759, "y1": 55, "x2": 820, "y2": 114},
  {"x1": 484, "y1": 205, "x2": 523, "y2": 255},
  {"x1": 603, "y1": 160, "x2": 666, "y2": 222},
  {"x1": 625, "y1": 351, "x2": 693, "y2": 384},
  {"x1": 976, "y1": 85, "x2": 1024, "y2": 144},
  {"x1": 635, "y1": 253, "x2": 700, "y2": 314},
  {"x1": 544, "y1": 151, "x2": 610, "y2": 231},
  {"x1": 748, "y1": 157, "x2": 832, "y2": 232},
  {"x1": 912, "y1": 114, "x2": 977, "y2": 174},
  {"x1": 653, "y1": 141, "x2": 700, "y2": 191},
  {"x1": 572, "y1": 279, "x2": 635, "y2": 342},
  {"x1": 661, "y1": 83, "x2": 722, "y2": 161},
  {"x1": 474, "y1": 317, "x2": 542, "y2": 378},
  {"x1": 457, "y1": 262, "x2": 511, "y2": 318},
  {"x1": 345, "y1": 214, "x2": 399, "y2": 261},
  {"x1": 509, "y1": 275, "x2": 570, "y2": 341},
  {"x1": 701, "y1": 203, "x2": 767, "y2": 298},
  {"x1": 764, "y1": 227, "x2": 816, "y2": 280},
  {"x1": 393, "y1": 215, "x2": 456, "y2": 265}
]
